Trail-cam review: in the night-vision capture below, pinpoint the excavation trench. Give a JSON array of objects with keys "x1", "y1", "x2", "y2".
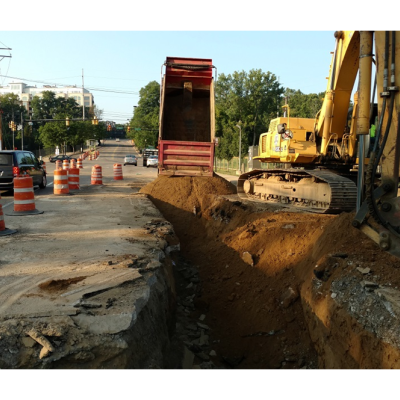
[{"x1": 141, "y1": 175, "x2": 400, "y2": 369}]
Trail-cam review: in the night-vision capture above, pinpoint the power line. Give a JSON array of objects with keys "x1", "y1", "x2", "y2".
[{"x1": 0, "y1": 74, "x2": 140, "y2": 95}]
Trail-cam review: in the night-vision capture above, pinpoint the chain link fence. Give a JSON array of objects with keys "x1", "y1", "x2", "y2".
[{"x1": 214, "y1": 157, "x2": 285, "y2": 176}]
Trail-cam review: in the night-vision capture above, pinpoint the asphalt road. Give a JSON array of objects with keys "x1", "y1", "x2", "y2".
[
  {"x1": 0, "y1": 138, "x2": 162, "y2": 319},
  {"x1": 0, "y1": 138, "x2": 158, "y2": 207}
]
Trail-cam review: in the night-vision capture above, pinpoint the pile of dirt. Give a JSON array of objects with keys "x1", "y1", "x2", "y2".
[
  {"x1": 140, "y1": 175, "x2": 236, "y2": 213},
  {"x1": 140, "y1": 174, "x2": 400, "y2": 368}
]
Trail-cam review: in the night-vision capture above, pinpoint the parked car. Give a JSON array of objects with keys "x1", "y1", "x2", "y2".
[
  {"x1": 0, "y1": 150, "x2": 47, "y2": 190},
  {"x1": 49, "y1": 154, "x2": 77, "y2": 163},
  {"x1": 146, "y1": 155, "x2": 158, "y2": 168},
  {"x1": 124, "y1": 155, "x2": 137, "y2": 166}
]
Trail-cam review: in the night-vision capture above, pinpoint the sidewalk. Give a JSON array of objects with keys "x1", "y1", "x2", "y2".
[
  {"x1": 0, "y1": 180, "x2": 178, "y2": 368},
  {"x1": 215, "y1": 171, "x2": 239, "y2": 186}
]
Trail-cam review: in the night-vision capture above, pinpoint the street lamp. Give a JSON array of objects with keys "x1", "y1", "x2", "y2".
[{"x1": 236, "y1": 121, "x2": 242, "y2": 173}]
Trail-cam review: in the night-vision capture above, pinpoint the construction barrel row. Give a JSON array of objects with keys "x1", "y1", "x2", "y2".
[{"x1": 1, "y1": 155, "x2": 111, "y2": 235}]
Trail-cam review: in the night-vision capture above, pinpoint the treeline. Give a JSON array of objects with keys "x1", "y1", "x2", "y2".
[
  {"x1": 1, "y1": 68, "x2": 325, "y2": 155},
  {"x1": 0, "y1": 91, "x2": 104, "y2": 152},
  {"x1": 127, "y1": 69, "x2": 325, "y2": 159}
]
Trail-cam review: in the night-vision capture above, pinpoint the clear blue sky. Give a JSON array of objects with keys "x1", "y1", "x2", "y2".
[{"x1": 0, "y1": 31, "x2": 337, "y2": 124}]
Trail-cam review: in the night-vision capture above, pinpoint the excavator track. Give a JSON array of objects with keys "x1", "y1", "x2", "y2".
[{"x1": 237, "y1": 168, "x2": 357, "y2": 214}]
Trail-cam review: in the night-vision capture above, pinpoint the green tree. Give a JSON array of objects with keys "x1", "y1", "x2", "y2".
[
  {"x1": 31, "y1": 91, "x2": 98, "y2": 151},
  {"x1": 31, "y1": 91, "x2": 83, "y2": 122},
  {"x1": 215, "y1": 69, "x2": 284, "y2": 160},
  {"x1": 0, "y1": 93, "x2": 28, "y2": 149},
  {"x1": 283, "y1": 89, "x2": 324, "y2": 118},
  {"x1": 128, "y1": 81, "x2": 160, "y2": 149}
]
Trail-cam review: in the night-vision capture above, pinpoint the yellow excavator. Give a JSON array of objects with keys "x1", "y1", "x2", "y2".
[{"x1": 238, "y1": 31, "x2": 400, "y2": 256}]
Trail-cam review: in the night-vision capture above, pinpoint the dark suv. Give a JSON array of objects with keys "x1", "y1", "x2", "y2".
[{"x1": 0, "y1": 150, "x2": 47, "y2": 191}]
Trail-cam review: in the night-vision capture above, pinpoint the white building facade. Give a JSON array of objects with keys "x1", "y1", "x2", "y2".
[{"x1": 0, "y1": 82, "x2": 94, "y2": 110}]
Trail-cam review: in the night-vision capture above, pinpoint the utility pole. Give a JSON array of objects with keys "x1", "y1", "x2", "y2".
[
  {"x1": 0, "y1": 46, "x2": 12, "y2": 150},
  {"x1": 236, "y1": 121, "x2": 242, "y2": 174},
  {"x1": 0, "y1": 112, "x2": 3, "y2": 150},
  {"x1": 12, "y1": 109, "x2": 14, "y2": 149},
  {"x1": 21, "y1": 111, "x2": 24, "y2": 150},
  {"x1": 0, "y1": 46, "x2": 12, "y2": 63},
  {"x1": 82, "y1": 69, "x2": 85, "y2": 120}
]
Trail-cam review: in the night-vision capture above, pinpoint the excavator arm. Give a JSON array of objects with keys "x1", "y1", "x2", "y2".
[
  {"x1": 316, "y1": 31, "x2": 360, "y2": 158},
  {"x1": 354, "y1": 31, "x2": 400, "y2": 257}
]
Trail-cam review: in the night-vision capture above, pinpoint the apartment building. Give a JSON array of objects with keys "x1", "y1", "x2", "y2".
[{"x1": 0, "y1": 81, "x2": 94, "y2": 110}]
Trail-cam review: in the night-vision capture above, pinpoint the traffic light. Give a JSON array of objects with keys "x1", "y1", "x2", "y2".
[{"x1": 9, "y1": 121, "x2": 16, "y2": 131}]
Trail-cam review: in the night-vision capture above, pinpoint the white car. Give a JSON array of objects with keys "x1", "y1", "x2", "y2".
[
  {"x1": 146, "y1": 155, "x2": 158, "y2": 168},
  {"x1": 124, "y1": 155, "x2": 137, "y2": 166}
]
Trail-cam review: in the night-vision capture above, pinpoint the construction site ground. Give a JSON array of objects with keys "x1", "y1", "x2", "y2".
[{"x1": 1, "y1": 139, "x2": 400, "y2": 394}]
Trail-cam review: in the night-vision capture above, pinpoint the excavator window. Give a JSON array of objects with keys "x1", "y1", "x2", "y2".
[{"x1": 277, "y1": 123, "x2": 286, "y2": 134}]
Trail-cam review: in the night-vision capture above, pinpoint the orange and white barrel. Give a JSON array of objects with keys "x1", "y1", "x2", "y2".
[
  {"x1": 62, "y1": 160, "x2": 69, "y2": 170},
  {"x1": 55, "y1": 160, "x2": 62, "y2": 170},
  {"x1": 89, "y1": 154, "x2": 92, "y2": 161},
  {"x1": 70, "y1": 159, "x2": 77, "y2": 169},
  {"x1": 77, "y1": 159, "x2": 83, "y2": 168},
  {"x1": 13, "y1": 176, "x2": 37, "y2": 213},
  {"x1": 0, "y1": 203, "x2": 18, "y2": 235},
  {"x1": 68, "y1": 167, "x2": 80, "y2": 190},
  {"x1": 54, "y1": 169, "x2": 69, "y2": 195},
  {"x1": 91, "y1": 165, "x2": 102, "y2": 185},
  {"x1": 113, "y1": 163, "x2": 123, "y2": 180},
  {"x1": 42, "y1": 161, "x2": 46, "y2": 172}
]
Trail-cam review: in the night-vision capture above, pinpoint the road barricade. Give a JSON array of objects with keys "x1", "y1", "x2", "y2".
[
  {"x1": 77, "y1": 159, "x2": 83, "y2": 169},
  {"x1": 6, "y1": 176, "x2": 44, "y2": 216},
  {"x1": 0, "y1": 194, "x2": 18, "y2": 235},
  {"x1": 55, "y1": 160, "x2": 62, "y2": 170},
  {"x1": 62, "y1": 160, "x2": 69, "y2": 170},
  {"x1": 70, "y1": 159, "x2": 77, "y2": 169},
  {"x1": 113, "y1": 163, "x2": 123, "y2": 180},
  {"x1": 54, "y1": 169, "x2": 70, "y2": 195},
  {"x1": 91, "y1": 165, "x2": 103, "y2": 185},
  {"x1": 68, "y1": 168, "x2": 80, "y2": 190}
]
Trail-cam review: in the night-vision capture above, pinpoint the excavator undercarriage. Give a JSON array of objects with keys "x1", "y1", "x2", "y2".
[{"x1": 237, "y1": 168, "x2": 357, "y2": 214}]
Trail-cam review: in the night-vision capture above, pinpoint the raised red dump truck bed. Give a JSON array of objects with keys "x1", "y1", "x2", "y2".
[{"x1": 158, "y1": 57, "x2": 216, "y2": 177}]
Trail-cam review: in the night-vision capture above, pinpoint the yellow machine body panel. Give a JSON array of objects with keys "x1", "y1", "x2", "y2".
[{"x1": 255, "y1": 117, "x2": 317, "y2": 164}]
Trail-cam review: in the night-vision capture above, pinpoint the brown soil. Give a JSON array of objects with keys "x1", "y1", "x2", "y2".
[
  {"x1": 38, "y1": 277, "x2": 87, "y2": 293},
  {"x1": 140, "y1": 174, "x2": 400, "y2": 368}
]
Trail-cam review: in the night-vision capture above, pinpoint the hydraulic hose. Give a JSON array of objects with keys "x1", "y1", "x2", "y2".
[{"x1": 367, "y1": 32, "x2": 397, "y2": 229}]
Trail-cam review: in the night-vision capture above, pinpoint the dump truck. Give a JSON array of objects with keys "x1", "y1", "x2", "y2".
[{"x1": 158, "y1": 57, "x2": 216, "y2": 176}]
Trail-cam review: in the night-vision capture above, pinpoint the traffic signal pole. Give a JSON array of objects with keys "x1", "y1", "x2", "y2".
[{"x1": 0, "y1": 113, "x2": 3, "y2": 150}]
